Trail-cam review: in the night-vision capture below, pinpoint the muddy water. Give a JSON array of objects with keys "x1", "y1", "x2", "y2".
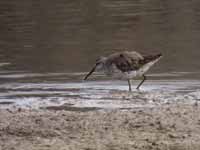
[
  {"x1": 0, "y1": 0, "x2": 200, "y2": 109},
  {"x1": 0, "y1": 72, "x2": 199, "y2": 109},
  {"x1": 0, "y1": 0, "x2": 200, "y2": 73}
]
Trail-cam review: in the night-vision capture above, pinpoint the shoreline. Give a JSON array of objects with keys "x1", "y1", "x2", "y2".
[{"x1": 1, "y1": 103, "x2": 200, "y2": 150}]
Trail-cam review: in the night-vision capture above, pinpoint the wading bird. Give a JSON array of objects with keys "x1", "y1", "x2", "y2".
[{"x1": 84, "y1": 51, "x2": 162, "y2": 91}]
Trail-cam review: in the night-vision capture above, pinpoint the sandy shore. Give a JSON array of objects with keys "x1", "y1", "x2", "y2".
[{"x1": 0, "y1": 102, "x2": 200, "y2": 150}]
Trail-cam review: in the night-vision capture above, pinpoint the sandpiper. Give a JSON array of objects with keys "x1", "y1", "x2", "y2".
[{"x1": 84, "y1": 51, "x2": 162, "y2": 91}]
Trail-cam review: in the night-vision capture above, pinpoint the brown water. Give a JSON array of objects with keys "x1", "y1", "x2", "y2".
[
  {"x1": 0, "y1": 0, "x2": 200, "y2": 109},
  {"x1": 0, "y1": 0, "x2": 200, "y2": 74}
]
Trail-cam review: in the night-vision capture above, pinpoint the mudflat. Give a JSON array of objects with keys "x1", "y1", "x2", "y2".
[{"x1": 0, "y1": 103, "x2": 200, "y2": 150}]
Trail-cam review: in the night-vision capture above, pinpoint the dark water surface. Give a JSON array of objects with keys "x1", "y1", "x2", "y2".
[
  {"x1": 0, "y1": 0, "x2": 200, "y2": 109},
  {"x1": 0, "y1": 0, "x2": 200, "y2": 74}
]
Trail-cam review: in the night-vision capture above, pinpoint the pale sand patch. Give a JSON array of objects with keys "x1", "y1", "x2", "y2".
[{"x1": 0, "y1": 103, "x2": 200, "y2": 150}]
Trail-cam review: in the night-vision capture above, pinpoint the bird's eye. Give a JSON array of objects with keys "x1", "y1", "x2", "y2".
[{"x1": 96, "y1": 57, "x2": 101, "y2": 62}]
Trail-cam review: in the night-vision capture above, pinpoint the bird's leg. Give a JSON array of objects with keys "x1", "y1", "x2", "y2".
[
  {"x1": 128, "y1": 79, "x2": 132, "y2": 92},
  {"x1": 136, "y1": 75, "x2": 146, "y2": 90}
]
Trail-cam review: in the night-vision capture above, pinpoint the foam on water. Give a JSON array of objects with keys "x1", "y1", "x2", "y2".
[
  {"x1": 0, "y1": 71, "x2": 199, "y2": 109},
  {"x1": 0, "y1": 74, "x2": 200, "y2": 110}
]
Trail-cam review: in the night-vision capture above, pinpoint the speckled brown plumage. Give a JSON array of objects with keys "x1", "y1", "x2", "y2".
[{"x1": 105, "y1": 51, "x2": 162, "y2": 73}]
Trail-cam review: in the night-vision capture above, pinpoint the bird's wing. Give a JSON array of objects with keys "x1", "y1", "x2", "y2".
[{"x1": 107, "y1": 51, "x2": 144, "y2": 72}]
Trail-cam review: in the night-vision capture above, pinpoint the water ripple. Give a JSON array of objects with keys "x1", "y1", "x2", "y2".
[{"x1": 0, "y1": 78, "x2": 199, "y2": 110}]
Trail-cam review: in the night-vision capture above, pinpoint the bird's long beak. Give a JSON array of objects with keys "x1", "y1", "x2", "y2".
[{"x1": 84, "y1": 65, "x2": 96, "y2": 80}]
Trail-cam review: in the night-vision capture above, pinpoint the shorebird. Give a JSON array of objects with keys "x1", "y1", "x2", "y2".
[{"x1": 84, "y1": 51, "x2": 162, "y2": 91}]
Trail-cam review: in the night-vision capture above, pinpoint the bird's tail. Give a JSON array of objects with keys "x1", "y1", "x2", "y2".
[{"x1": 140, "y1": 53, "x2": 162, "y2": 64}]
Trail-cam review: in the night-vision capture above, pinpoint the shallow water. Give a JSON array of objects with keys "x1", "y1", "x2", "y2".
[{"x1": 0, "y1": 71, "x2": 199, "y2": 110}]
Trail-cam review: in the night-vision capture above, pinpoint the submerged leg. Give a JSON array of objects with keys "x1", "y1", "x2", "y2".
[
  {"x1": 136, "y1": 75, "x2": 146, "y2": 90},
  {"x1": 128, "y1": 79, "x2": 132, "y2": 92}
]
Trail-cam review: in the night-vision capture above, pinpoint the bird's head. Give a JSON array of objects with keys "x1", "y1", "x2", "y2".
[{"x1": 84, "y1": 56, "x2": 106, "y2": 80}]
